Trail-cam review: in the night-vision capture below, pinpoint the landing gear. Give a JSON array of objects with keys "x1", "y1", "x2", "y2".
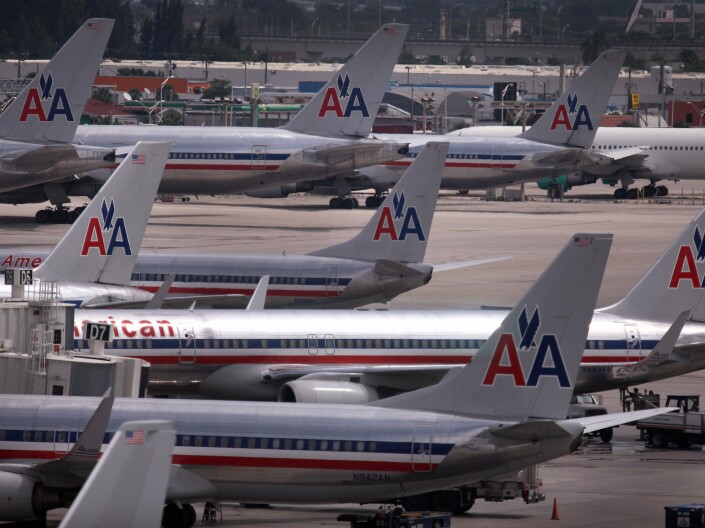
[
  {"x1": 599, "y1": 427, "x2": 614, "y2": 443},
  {"x1": 614, "y1": 185, "x2": 668, "y2": 200},
  {"x1": 329, "y1": 196, "x2": 359, "y2": 209},
  {"x1": 365, "y1": 195, "x2": 384, "y2": 208},
  {"x1": 162, "y1": 503, "x2": 196, "y2": 528},
  {"x1": 35, "y1": 205, "x2": 86, "y2": 224}
]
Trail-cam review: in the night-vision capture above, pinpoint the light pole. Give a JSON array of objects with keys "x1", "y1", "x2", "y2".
[
  {"x1": 405, "y1": 65, "x2": 411, "y2": 84},
  {"x1": 557, "y1": 4, "x2": 564, "y2": 41},
  {"x1": 561, "y1": 23, "x2": 570, "y2": 42},
  {"x1": 158, "y1": 75, "x2": 174, "y2": 124},
  {"x1": 500, "y1": 83, "x2": 510, "y2": 125},
  {"x1": 470, "y1": 95, "x2": 481, "y2": 127},
  {"x1": 420, "y1": 93, "x2": 435, "y2": 133}
]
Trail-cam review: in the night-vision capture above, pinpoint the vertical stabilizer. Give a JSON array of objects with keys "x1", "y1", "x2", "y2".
[
  {"x1": 282, "y1": 24, "x2": 408, "y2": 138},
  {"x1": 520, "y1": 50, "x2": 625, "y2": 148},
  {"x1": 35, "y1": 142, "x2": 170, "y2": 285},
  {"x1": 310, "y1": 142, "x2": 447, "y2": 263},
  {"x1": 375, "y1": 233, "x2": 611, "y2": 421},
  {"x1": 599, "y1": 207, "x2": 705, "y2": 323},
  {"x1": 58, "y1": 420, "x2": 175, "y2": 528},
  {"x1": 0, "y1": 19, "x2": 114, "y2": 144}
]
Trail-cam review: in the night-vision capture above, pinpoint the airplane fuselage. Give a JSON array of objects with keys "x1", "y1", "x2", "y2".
[
  {"x1": 68, "y1": 309, "x2": 705, "y2": 400},
  {"x1": 0, "y1": 395, "x2": 579, "y2": 504},
  {"x1": 0, "y1": 250, "x2": 432, "y2": 308},
  {"x1": 72, "y1": 126, "x2": 401, "y2": 195},
  {"x1": 451, "y1": 126, "x2": 705, "y2": 182}
]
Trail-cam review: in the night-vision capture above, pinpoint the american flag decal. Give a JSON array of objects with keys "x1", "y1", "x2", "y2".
[
  {"x1": 125, "y1": 430, "x2": 145, "y2": 445},
  {"x1": 87, "y1": 22, "x2": 99, "y2": 30},
  {"x1": 573, "y1": 236, "x2": 590, "y2": 247},
  {"x1": 383, "y1": 26, "x2": 396, "y2": 35},
  {"x1": 131, "y1": 154, "x2": 146, "y2": 165}
]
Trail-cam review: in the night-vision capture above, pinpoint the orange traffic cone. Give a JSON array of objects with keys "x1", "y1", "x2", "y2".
[{"x1": 551, "y1": 497, "x2": 559, "y2": 520}]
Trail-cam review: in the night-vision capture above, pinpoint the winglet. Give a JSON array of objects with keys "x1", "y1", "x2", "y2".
[
  {"x1": 246, "y1": 275, "x2": 269, "y2": 310},
  {"x1": 599, "y1": 207, "x2": 705, "y2": 322},
  {"x1": 35, "y1": 142, "x2": 170, "y2": 285},
  {"x1": 59, "y1": 420, "x2": 175, "y2": 528},
  {"x1": 282, "y1": 24, "x2": 408, "y2": 138},
  {"x1": 310, "y1": 142, "x2": 447, "y2": 263},
  {"x1": 145, "y1": 273, "x2": 175, "y2": 309},
  {"x1": 375, "y1": 233, "x2": 612, "y2": 422},
  {"x1": 645, "y1": 309, "x2": 690, "y2": 363},
  {"x1": 520, "y1": 50, "x2": 626, "y2": 148},
  {"x1": 0, "y1": 19, "x2": 114, "y2": 144}
]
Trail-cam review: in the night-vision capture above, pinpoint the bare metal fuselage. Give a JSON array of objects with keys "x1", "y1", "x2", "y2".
[{"x1": 0, "y1": 395, "x2": 579, "y2": 504}]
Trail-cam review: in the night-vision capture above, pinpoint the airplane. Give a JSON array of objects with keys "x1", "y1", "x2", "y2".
[
  {"x1": 0, "y1": 141, "x2": 171, "y2": 307},
  {"x1": 244, "y1": 50, "x2": 630, "y2": 207},
  {"x1": 0, "y1": 232, "x2": 675, "y2": 527},
  {"x1": 59, "y1": 416, "x2": 175, "y2": 528},
  {"x1": 0, "y1": 18, "x2": 116, "y2": 223},
  {"x1": 65, "y1": 207, "x2": 705, "y2": 407},
  {"x1": 451, "y1": 125, "x2": 705, "y2": 199},
  {"x1": 14, "y1": 23, "x2": 414, "y2": 222},
  {"x1": 0, "y1": 142, "x2": 508, "y2": 309}
]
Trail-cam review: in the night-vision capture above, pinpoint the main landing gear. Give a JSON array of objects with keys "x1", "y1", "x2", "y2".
[
  {"x1": 35, "y1": 205, "x2": 86, "y2": 224},
  {"x1": 364, "y1": 195, "x2": 384, "y2": 208},
  {"x1": 614, "y1": 184, "x2": 668, "y2": 200},
  {"x1": 329, "y1": 196, "x2": 359, "y2": 209},
  {"x1": 162, "y1": 503, "x2": 197, "y2": 528}
]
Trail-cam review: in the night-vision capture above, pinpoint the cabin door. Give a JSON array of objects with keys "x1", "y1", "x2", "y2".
[
  {"x1": 326, "y1": 266, "x2": 340, "y2": 297},
  {"x1": 624, "y1": 324, "x2": 641, "y2": 361},
  {"x1": 178, "y1": 326, "x2": 197, "y2": 365}
]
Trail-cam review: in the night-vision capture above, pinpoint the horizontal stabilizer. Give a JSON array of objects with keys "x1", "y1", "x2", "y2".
[
  {"x1": 562, "y1": 407, "x2": 678, "y2": 434},
  {"x1": 490, "y1": 420, "x2": 574, "y2": 441},
  {"x1": 261, "y1": 363, "x2": 456, "y2": 383},
  {"x1": 374, "y1": 259, "x2": 426, "y2": 277},
  {"x1": 432, "y1": 256, "x2": 511, "y2": 273}
]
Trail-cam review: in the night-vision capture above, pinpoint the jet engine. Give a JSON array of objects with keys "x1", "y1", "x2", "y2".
[
  {"x1": 245, "y1": 182, "x2": 314, "y2": 199},
  {"x1": 278, "y1": 380, "x2": 379, "y2": 404},
  {"x1": 0, "y1": 472, "x2": 63, "y2": 521}
]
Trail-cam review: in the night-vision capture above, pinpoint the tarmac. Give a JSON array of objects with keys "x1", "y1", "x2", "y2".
[{"x1": 5, "y1": 181, "x2": 705, "y2": 527}]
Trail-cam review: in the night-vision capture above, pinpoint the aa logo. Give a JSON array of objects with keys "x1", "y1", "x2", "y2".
[
  {"x1": 80, "y1": 199, "x2": 132, "y2": 256},
  {"x1": 549, "y1": 93, "x2": 593, "y2": 131},
  {"x1": 669, "y1": 226, "x2": 705, "y2": 288},
  {"x1": 19, "y1": 73, "x2": 74, "y2": 122},
  {"x1": 373, "y1": 191, "x2": 425, "y2": 241},
  {"x1": 318, "y1": 74, "x2": 369, "y2": 118},
  {"x1": 482, "y1": 306, "x2": 570, "y2": 387}
]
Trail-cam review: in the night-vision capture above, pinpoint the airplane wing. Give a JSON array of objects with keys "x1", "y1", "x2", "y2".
[
  {"x1": 432, "y1": 256, "x2": 512, "y2": 273},
  {"x1": 582, "y1": 147, "x2": 650, "y2": 176},
  {"x1": 83, "y1": 293, "x2": 248, "y2": 310},
  {"x1": 260, "y1": 364, "x2": 457, "y2": 384},
  {"x1": 562, "y1": 407, "x2": 678, "y2": 434},
  {"x1": 0, "y1": 145, "x2": 115, "y2": 193},
  {"x1": 284, "y1": 139, "x2": 409, "y2": 170}
]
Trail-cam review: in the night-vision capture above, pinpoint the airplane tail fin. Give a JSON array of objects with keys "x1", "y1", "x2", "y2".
[
  {"x1": 520, "y1": 50, "x2": 625, "y2": 148},
  {"x1": 282, "y1": 24, "x2": 408, "y2": 138},
  {"x1": 375, "y1": 233, "x2": 611, "y2": 421},
  {"x1": 58, "y1": 420, "x2": 175, "y2": 528},
  {"x1": 35, "y1": 142, "x2": 170, "y2": 285},
  {"x1": 0, "y1": 19, "x2": 114, "y2": 144},
  {"x1": 599, "y1": 207, "x2": 705, "y2": 323},
  {"x1": 310, "y1": 142, "x2": 447, "y2": 263}
]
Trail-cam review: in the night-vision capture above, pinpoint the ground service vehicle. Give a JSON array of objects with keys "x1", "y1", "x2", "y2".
[
  {"x1": 568, "y1": 394, "x2": 613, "y2": 442},
  {"x1": 637, "y1": 395, "x2": 705, "y2": 448}
]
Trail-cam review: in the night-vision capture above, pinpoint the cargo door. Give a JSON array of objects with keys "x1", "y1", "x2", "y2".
[
  {"x1": 178, "y1": 326, "x2": 197, "y2": 365},
  {"x1": 624, "y1": 324, "x2": 641, "y2": 361},
  {"x1": 411, "y1": 423, "x2": 434, "y2": 473}
]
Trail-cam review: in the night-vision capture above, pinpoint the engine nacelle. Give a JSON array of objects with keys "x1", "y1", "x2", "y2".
[
  {"x1": 278, "y1": 380, "x2": 379, "y2": 404},
  {"x1": 0, "y1": 472, "x2": 50, "y2": 521},
  {"x1": 245, "y1": 182, "x2": 314, "y2": 199}
]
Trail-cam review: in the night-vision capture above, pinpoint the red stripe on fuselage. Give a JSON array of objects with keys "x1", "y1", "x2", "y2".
[
  {"x1": 137, "y1": 286, "x2": 340, "y2": 298},
  {"x1": 164, "y1": 163, "x2": 281, "y2": 171},
  {"x1": 128, "y1": 354, "x2": 470, "y2": 365}
]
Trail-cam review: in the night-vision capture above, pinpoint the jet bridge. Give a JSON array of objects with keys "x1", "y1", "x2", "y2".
[{"x1": 0, "y1": 270, "x2": 149, "y2": 397}]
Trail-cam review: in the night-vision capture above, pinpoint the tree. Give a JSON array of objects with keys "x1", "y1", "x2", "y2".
[
  {"x1": 92, "y1": 87, "x2": 113, "y2": 103},
  {"x1": 203, "y1": 79, "x2": 232, "y2": 99},
  {"x1": 581, "y1": 31, "x2": 609, "y2": 65}
]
